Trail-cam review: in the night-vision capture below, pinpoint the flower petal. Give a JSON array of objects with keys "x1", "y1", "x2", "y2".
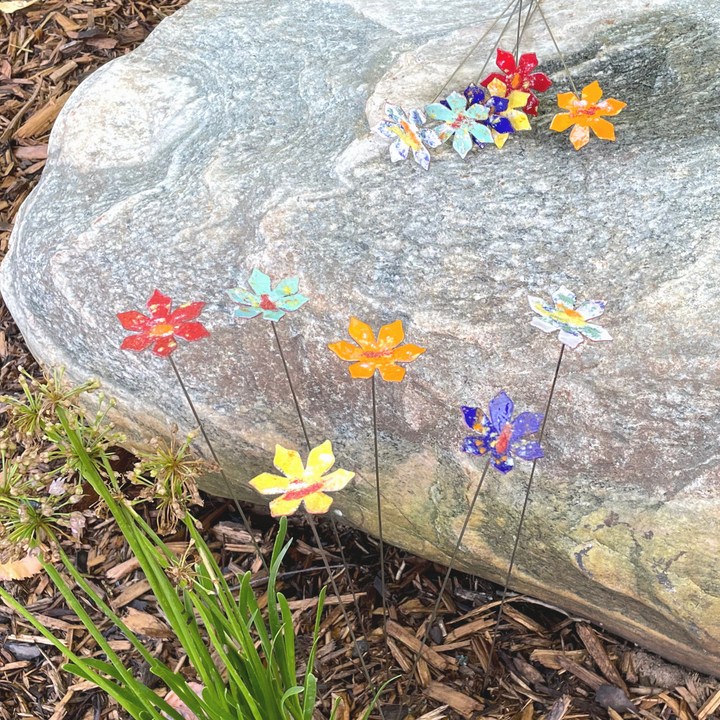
[
  {"x1": 233, "y1": 306, "x2": 262, "y2": 319},
  {"x1": 461, "y1": 407, "x2": 490, "y2": 433},
  {"x1": 250, "y1": 472, "x2": 291, "y2": 495},
  {"x1": 328, "y1": 340, "x2": 363, "y2": 361},
  {"x1": 306, "y1": 440, "x2": 335, "y2": 477},
  {"x1": 528, "y1": 71, "x2": 552, "y2": 92},
  {"x1": 465, "y1": 103, "x2": 489, "y2": 121},
  {"x1": 275, "y1": 293, "x2": 308, "y2": 312},
  {"x1": 575, "y1": 300, "x2": 606, "y2": 320},
  {"x1": 465, "y1": 83, "x2": 489, "y2": 105},
  {"x1": 507, "y1": 110, "x2": 531, "y2": 132},
  {"x1": 389, "y1": 138, "x2": 409, "y2": 162},
  {"x1": 524, "y1": 91, "x2": 540, "y2": 116},
  {"x1": 556, "y1": 92, "x2": 578, "y2": 111},
  {"x1": 174, "y1": 322, "x2": 210, "y2": 342},
  {"x1": 578, "y1": 323, "x2": 613, "y2": 342},
  {"x1": 513, "y1": 440, "x2": 544, "y2": 461},
  {"x1": 488, "y1": 391, "x2": 513, "y2": 430},
  {"x1": 518, "y1": 52, "x2": 539, "y2": 73},
  {"x1": 470, "y1": 123, "x2": 493, "y2": 145},
  {"x1": 269, "y1": 496, "x2": 303, "y2": 517},
  {"x1": 487, "y1": 78, "x2": 509, "y2": 98},
  {"x1": 348, "y1": 317, "x2": 375, "y2": 348},
  {"x1": 273, "y1": 445, "x2": 304, "y2": 478},
  {"x1": 391, "y1": 343, "x2": 425, "y2": 363},
  {"x1": 510, "y1": 412, "x2": 544, "y2": 445},
  {"x1": 170, "y1": 302, "x2": 204, "y2": 324},
  {"x1": 120, "y1": 333, "x2": 154, "y2": 352},
  {"x1": 408, "y1": 108, "x2": 426, "y2": 125},
  {"x1": 507, "y1": 91, "x2": 530, "y2": 110},
  {"x1": 445, "y1": 91, "x2": 467, "y2": 113},
  {"x1": 530, "y1": 317, "x2": 560, "y2": 334},
  {"x1": 419, "y1": 128, "x2": 441, "y2": 148},
  {"x1": 552, "y1": 287, "x2": 576, "y2": 310},
  {"x1": 249, "y1": 269, "x2": 272, "y2": 295},
  {"x1": 462, "y1": 436, "x2": 489, "y2": 456},
  {"x1": 117, "y1": 311, "x2": 152, "y2": 332},
  {"x1": 425, "y1": 102, "x2": 455, "y2": 122},
  {"x1": 348, "y1": 361, "x2": 376, "y2": 379},
  {"x1": 270, "y1": 277, "x2": 300, "y2": 298},
  {"x1": 227, "y1": 287, "x2": 259, "y2": 307},
  {"x1": 377, "y1": 319, "x2": 404, "y2": 349},
  {"x1": 152, "y1": 336, "x2": 178, "y2": 357},
  {"x1": 453, "y1": 127, "x2": 473, "y2": 158},
  {"x1": 378, "y1": 364, "x2": 405, "y2": 382},
  {"x1": 569, "y1": 124, "x2": 590, "y2": 149},
  {"x1": 147, "y1": 290, "x2": 172, "y2": 320},
  {"x1": 492, "y1": 455, "x2": 514, "y2": 474},
  {"x1": 589, "y1": 117, "x2": 616, "y2": 141},
  {"x1": 303, "y1": 492, "x2": 333, "y2": 514},
  {"x1": 373, "y1": 121, "x2": 398, "y2": 139},
  {"x1": 322, "y1": 469, "x2": 354, "y2": 492},
  {"x1": 493, "y1": 131, "x2": 510, "y2": 149},
  {"x1": 261, "y1": 310, "x2": 286, "y2": 322},
  {"x1": 495, "y1": 48, "x2": 517, "y2": 74},
  {"x1": 557, "y1": 329, "x2": 584, "y2": 349},
  {"x1": 434, "y1": 123, "x2": 454, "y2": 143},
  {"x1": 549, "y1": 112, "x2": 574, "y2": 133},
  {"x1": 413, "y1": 145, "x2": 431, "y2": 170},
  {"x1": 490, "y1": 116, "x2": 514, "y2": 135},
  {"x1": 597, "y1": 98, "x2": 626, "y2": 117},
  {"x1": 384, "y1": 103, "x2": 405, "y2": 123},
  {"x1": 581, "y1": 81, "x2": 603, "y2": 105}
]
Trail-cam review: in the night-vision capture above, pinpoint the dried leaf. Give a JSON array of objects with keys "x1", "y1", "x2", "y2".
[
  {"x1": 122, "y1": 607, "x2": 173, "y2": 639},
  {"x1": 0, "y1": 0, "x2": 42, "y2": 14},
  {"x1": 0, "y1": 554, "x2": 42, "y2": 581}
]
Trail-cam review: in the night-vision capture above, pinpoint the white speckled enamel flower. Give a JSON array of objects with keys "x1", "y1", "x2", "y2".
[
  {"x1": 372, "y1": 102, "x2": 441, "y2": 170},
  {"x1": 528, "y1": 286, "x2": 612, "y2": 349}
]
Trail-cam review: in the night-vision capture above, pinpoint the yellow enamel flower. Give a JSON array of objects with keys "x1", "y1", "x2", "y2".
[
  {"x1": 487, "y1": 79, "x2": 531, "y2": 148},
  {"x1": 250, "y1": 441, "x2": 354, "y2": 517}
]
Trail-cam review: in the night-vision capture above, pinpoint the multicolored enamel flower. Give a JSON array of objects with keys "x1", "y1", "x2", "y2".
[
  {"x1": 328, "y1": 318, "x2": 425, "y2": 382},
  {"x1": 425, "y1": 91, "x2": 492, "y2": 158},
  {"x1": 372, "y1": 103, "x2": 441, "y2": 170},
  {"x1": 117, "y1": 290, "x2": 210, "y2": 357},
  {"x1": 250, "y1": 441, "x2": 354, "y2": 516},
  {"x1": 227, "y1": 269, "x2": 308, "y2": 322},
  {"x1": 462, "y1": 391, "x2": 544, "y2": 474},
  {"x1": 481, "y1": 49, "x2": 552, "y2": 116},
  {"x1": 528, "y1": 287, "x2": 612, "y2": 349},
  {"x1": 550, "y1": 81, "x2": 626, "y2": 150},
  {"x1": 463, "y1": 82, "x2": 529, "y2": 149}
]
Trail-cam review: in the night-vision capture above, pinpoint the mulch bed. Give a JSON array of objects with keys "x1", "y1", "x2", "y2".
[{"x1": 1, "y1": 2, "x2": 719, "y2": 720}]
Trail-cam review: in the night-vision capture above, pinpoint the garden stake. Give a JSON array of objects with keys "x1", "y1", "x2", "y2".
[
  {"x1": 481, "y1": 345, "x2": 563, "y2": 694},
  {"x1": 482, "y1": 286, "x2": 613, "y2": 692},
  {"x1": 116, "y1": 289, "x2": 268, "y2": 572},
  {"x1": 270, "y1": 320, "x2": 371, "y2": 646},
  {"x1": 406, "y1": 457, "x2": 491, "y2": 687}
]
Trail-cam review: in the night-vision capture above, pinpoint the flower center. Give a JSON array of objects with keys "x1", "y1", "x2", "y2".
[
  {"x1": 260, "y1": 294, "x2": 279, "y2": 311},
  {"x1": 361, "y1": 349, "x2": 394, "y2": 359},
  {"x1": 496, "y1": 423, "x2": 513, "y2": 454},
  {"x1": 284, "y1": 481, "x2": 323, "y2": 501},
  {"x1": 149, "y1": 323, "x2": 175, "y2": 337}
]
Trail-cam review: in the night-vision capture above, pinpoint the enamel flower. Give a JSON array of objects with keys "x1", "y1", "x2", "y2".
[
  {"x1": 462, "y1": 391, "x2": 544, "y2": 474},
  {"x1": 250, "y1": 441, "x2": 354, "y2": 516},
  {"x1": 117, "y1": 290, "x2": 210, "y2": 357},
  {"x1": 425, "y1": 91, "x2": 492, "y2": 158},
  {"x1": 227, "y1": 269, "x2": 308, "y2": 322},
  {"x1": 528, "y1": 286, "x2": 612, "y2": 349},
  {"x1": 481, "y1": 49, "x2": 552, "y2": 116},
  {"x1": 463, "y1": 83, "x2": 529, "y2": 149},
  {"x1": 549, "y1": 81, "x2": 626, "y2": 150},
  {"x1": 484, "y1": 79, "x2": 531, "y2": 148},
  {"x1": 372, "y1": 102, "x2": 441, "y2": 170},
  {"x1": 328, "y1": 317, "x2": 425, "y2": 382}
]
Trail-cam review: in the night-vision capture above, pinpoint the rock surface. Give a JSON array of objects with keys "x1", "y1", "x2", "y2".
[{"x1": 3, "y1": 0, "x2": 720, "y2": 675}]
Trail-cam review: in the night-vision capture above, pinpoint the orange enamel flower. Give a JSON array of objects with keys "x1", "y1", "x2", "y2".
[
  {"x1": 328, "y1": 317, "x2": 425, "y2": 382},
  {"x1": 549, "y1": 81, "x2": 626, "y2": 150}
]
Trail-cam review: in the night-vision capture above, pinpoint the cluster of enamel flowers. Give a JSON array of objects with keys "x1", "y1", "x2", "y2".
[
  {"x1": 373, "y1": 49, "x2": 626, "y2": 169},
  {"x1": 116, "y1": 274, "x2": 612, "y2": 517}
]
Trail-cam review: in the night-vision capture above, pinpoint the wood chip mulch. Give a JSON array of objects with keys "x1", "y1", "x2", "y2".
[{"x1": 1, "y1": 3, "x2": 720, "y2": 720}]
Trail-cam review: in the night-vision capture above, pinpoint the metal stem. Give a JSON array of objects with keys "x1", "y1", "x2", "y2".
[
  {"x1": 168, "y1": 355, "x2": 268, "y2": 572},
  {"x1": 481, "y1": 343, "x2": 565, "y2": 694},
  {"x1": 536, "y1": 1, "x2": 578, "y2": 95}
]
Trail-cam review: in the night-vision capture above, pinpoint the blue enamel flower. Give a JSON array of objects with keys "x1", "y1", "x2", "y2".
[
  {"x1": 464, "y1": 84, "x2": 514, "y2": 146},
  {"x1": 461, "y1": 391, "x2": 544, "y2": 474},
  {"x1": 227, "y1": 269, "x2": 308, "y2": 322}
]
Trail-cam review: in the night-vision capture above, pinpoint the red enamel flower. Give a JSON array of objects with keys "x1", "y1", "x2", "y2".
[
  {"x1": 117, "y1": 290, "x2": 210, "y2": 357},
  {"x1": 480, "y1": 49, "x2": 552, "y2": 116}
]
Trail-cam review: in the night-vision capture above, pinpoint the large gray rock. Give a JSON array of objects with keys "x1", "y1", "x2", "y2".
[{"x1": 3, "y1": 0, "x2": 720, "y2": 675}]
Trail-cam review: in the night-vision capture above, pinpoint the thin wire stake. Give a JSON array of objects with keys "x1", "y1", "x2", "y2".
[
  {"x1": 431, "y1": 0, "x2": 518, "y2": 103},
  {"x1": 407, "y1": 457, "x2": 492, "y2": 686},
  {"x1": 269, "y1": 322, "x2": 371, "y2": 643},
  {"x1": 475, "y1": 0, "x2": 524, "y2": 84},
  {"x1": 536, "y1": 2, "x2": 578, "y2": 95},
  {"x1": 306, "y1": 513, "x2": 387, "y2": 720},
  {"x1": 371, "y1": 374, "x2": 390, "y2": 658},
  {"x1": 512, "y1": 0, "x2": 538, "y2": 58},
  {"x1": 168, "y1": 355, "x2": 269, "y2": 572},
  {"x1": 514, "y1": 0, "x2": 523, "y2": 63},
  {"x1": 481, "y1": 343, "x2": 565, "y2": 694}
]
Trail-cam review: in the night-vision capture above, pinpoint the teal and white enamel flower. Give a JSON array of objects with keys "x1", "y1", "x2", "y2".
[
  {"x1": 528, "y1": 286, "x2": 612, "y2": 349},
  {"x1": 425, "y1": 91, "x2": 493, "y2": 158},
  {"x1": 227, "y1": 269, "x2": 308, "y2": 322}
]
